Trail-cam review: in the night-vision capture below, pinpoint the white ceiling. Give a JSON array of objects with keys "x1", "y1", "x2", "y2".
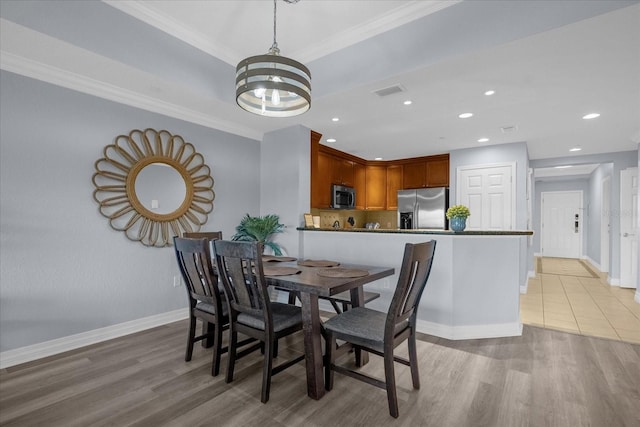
[{"x1": 1, "y1": 0, "x2": 639, "y2": 168}]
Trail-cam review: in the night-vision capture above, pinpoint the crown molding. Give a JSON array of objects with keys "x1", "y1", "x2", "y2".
[
  {"x1": 103, "y1": 0, "x2": 461, "y2": 65},
  {"x1": 291, "y1": 0, "x2": 462, "y2": 63},
  {"x1": 103, "y1": 0, "x2": 239, "y2": 65},
  {"x1": 0, "y1": 50, "x2": 262, "y2": 141}
]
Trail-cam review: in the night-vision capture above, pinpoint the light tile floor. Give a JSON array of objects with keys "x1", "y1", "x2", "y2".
[{"x1": 521, "y1": 257, "x2": 640, "y2": 344}]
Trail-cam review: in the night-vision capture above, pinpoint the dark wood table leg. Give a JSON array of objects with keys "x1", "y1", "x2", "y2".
[
  {"x1": 350, "y1": 287, "x2": 369, "y2": 366},
  {"x1": 300, "y1": 292, "x2": 325, "y2": 400}
]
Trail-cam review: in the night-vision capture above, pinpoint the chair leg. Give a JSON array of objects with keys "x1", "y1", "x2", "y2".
[
  {"x1": 407, "y1": 331, "x2": 420, "y2": 389},
  {"x1": 325, "y1": 332, "x2": 336, "y2": 391},
  {"x1": 203, "y1": 321, "x2": 214, "y2": 348},
  {"x1": 226, "y1": 323, "x2": 238, "y2": 384},
  {"x1": 211, "y1": 322, "x2": 223, "y2": 377},
  {"x1": 273, "y1": 338, "x2": 279, "y2": 358},
  {"x1": 185, "y1": 314, "x2": 197, "y2": 362},
  {"x1": 384, "y1": 349, "x2": 399, "y2": 418},
  {"x1": 261, "y1": 338, "x2": 274, "y2": 403}
]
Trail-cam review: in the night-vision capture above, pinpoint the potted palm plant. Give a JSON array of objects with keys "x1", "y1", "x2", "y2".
[
  {"x1": 232, "y1": 213, "x2": 285, "y2": 255},
  {"x1": 446, "y1": 205, "x2": 470, "y2": 232}
]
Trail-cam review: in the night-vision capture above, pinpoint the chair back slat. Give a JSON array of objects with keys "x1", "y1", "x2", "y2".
[
  {"x1": 173, "y1": 237, "x2": 221, "y2": 307},
  {"x1": 212, "y1": 240, "x2": 270, "y2": 320},
  {"x1": 386, "y1": 241, "x2": 436, "y2": 337}
]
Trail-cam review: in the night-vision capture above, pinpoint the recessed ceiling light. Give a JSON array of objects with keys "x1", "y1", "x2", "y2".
[
  {"x1": 554, "y1": 165, "x2": 572, "y2": 169},
  {"x1": 332, "y1": 117, "x2": 339, "y2": 122},
  {"x1": 582, "y1": 113, "x2": 600, "y2": 120},
  {"x1": 403, "y1": 100, "x2": 412, "y2": 105},
  {"x1": 484, "y1": 90, "x2": 495, "y2": 96},
  {"x1": 478, "y1": 138, "x2": 489, "y2": 143},
  {"x1": 569, "y1": 147, "x2": 582, "y2": 152},
  {"x1": 458, "y1": 113, "x2": 473, "y2": 119},
  {"x1": 326, "y1": 138, "x2": 336, "y2": 143},
  {"x1": 374, "y1": 157, "x2": 383, "y2": 161}
]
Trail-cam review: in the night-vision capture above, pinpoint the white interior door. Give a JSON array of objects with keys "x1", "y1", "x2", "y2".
[
  {"x1": 620, "y1": 167, "x2": 638, "y2": 288},
  {"x1": 541, "y1": 191, "x2": 582, "y2": 258},
  {"x1": 457, "y1": 163, "x2": 514, "y2": 230},
  {"x1": 601, "y1": 176, "x2": 610, "y2": 273}
]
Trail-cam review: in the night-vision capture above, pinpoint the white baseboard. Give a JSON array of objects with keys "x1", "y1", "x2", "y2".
[
  {"x1": 416, "y1": 319, "x2": 522, "y2": 340},
  {"x1": 528, "y1": 270, "x2": 536, "y2": 278},
  {"x1": 609, "y1": 277, "x2": 620, "y2": 286},
  {"x1": 0, "y1": 308, "x2": 189, "y2": 369},
  {"x1": 584, "y1": 256, "x2": 601, "y2": 272},
  {"x1": 520, "y1": 282, "x2": 528, "y2": 294},
  {"x1": 635, "y1": 291, "x2": 640, "y2": 304}
]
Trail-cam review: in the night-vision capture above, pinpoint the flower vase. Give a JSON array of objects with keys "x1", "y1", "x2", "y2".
[{"x1": 450, "y1": 216, "x2": 466, "y2": 232}]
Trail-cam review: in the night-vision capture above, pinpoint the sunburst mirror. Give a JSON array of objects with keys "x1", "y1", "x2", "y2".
[{"x1": 92, "y1": 128, "x2": 215, "y2": 247}]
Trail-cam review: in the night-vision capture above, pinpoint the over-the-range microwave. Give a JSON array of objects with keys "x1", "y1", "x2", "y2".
[{"x1": 331, "y1": 184, "x2": 355, "y2": 209}]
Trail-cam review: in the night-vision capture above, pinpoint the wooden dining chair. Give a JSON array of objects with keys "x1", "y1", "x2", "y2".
[
  {"x1": 212, "y1": 240, "x2": 305, "y2": 403},
  {"x1": 173, "y1": 235, "x2": 228, "y2": 376},
  {"x1": 323, "y1": 241, "x2": 437, "y2": 418}
]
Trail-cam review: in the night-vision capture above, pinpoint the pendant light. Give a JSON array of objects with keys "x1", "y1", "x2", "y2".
[{"x1": 235, "y1": 0, "x2": 311, "y2": 117}]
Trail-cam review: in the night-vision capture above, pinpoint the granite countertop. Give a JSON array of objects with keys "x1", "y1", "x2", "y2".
[{"x1": 296, "y1": 227, "x2": 533, "y2": 236}]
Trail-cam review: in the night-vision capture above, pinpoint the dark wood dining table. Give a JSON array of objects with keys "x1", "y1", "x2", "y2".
[{"x1": 264, "y1": 261, "x2": 395, "y2": 400}]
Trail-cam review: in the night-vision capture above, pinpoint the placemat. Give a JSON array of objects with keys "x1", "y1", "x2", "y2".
[
  {"x1": 262, "y1": 255, "x2": 297, "y2": 262},
  {"x1": 317, "y1": 268, "x2": 369, "y2": 278},
  {"x1": 263, "y1": 266, "x2": 302, "y2": 276},
  {"x1": 297, "y1": 260, "x2": 340, "y2": 267}
]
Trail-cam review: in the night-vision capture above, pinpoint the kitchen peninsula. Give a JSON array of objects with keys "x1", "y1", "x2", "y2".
[{"x1": 297, "y1": 227, "x2": 533, "y2": 340}]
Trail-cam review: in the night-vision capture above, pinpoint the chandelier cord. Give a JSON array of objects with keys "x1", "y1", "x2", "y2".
[{"x1": 272, "y1": 0, "x2": 278, "y2": 51}]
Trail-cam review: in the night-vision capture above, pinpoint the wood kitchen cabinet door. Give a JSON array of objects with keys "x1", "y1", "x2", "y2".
[
  {"x1": 386, "y1": 165, "x2": 402, "y2": 209},
  {"x1": 331, "y1": 156, "x2": 354, "y2": 186},
  {"x1": 354, "y1": 162, "x2": 366, "y2": 210},
  {"x1": 365, "y1": 165, "x2": 386, "y2": 210},
  {"x1": 426, "y1": 158, "x2": 449, "y2": 187},
  {"x1": 402, "y1": 161, "x2": 426, "y2": 189},
  {"x1": 313, "y1": 151, "x2": 333, "y2": 208}
]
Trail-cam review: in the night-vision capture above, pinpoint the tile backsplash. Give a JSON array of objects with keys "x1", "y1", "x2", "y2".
[{"x1": 310, "y1": 209, "x2": 397, "y2": 229}]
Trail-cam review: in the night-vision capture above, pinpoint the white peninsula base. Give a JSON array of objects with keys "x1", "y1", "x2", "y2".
[{"x1": 298, "y1": 229, "x2": 531, "y2": 340}]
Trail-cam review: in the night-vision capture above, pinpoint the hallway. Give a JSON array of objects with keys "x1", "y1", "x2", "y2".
[{"x1": 520, "y1": 257, "x2": 640, "y2": 344}]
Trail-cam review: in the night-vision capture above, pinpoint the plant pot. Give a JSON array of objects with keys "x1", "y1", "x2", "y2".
[{"x1": 450, "y1": 216, "x2": 467, "y2": 232}]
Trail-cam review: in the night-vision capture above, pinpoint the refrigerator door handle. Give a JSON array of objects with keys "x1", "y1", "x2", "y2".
[{"x1": 414, "y1": 202, "x2": 419, "y2": 229}]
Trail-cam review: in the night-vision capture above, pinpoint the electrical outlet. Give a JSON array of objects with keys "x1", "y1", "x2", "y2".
[{"x1": 173, "y1": 275, "x2": 181, "y2": 287}]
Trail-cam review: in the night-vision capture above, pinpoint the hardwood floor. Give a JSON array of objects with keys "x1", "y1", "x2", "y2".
[{"x1": 1, "y1": 319, "x2": 639, "y2": 426}]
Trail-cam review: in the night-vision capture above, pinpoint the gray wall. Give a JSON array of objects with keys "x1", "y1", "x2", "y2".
[
  {"x1": 587, "y1": 163, "x2": 614, "y2": 267},
  {"x1": 449, "y1": 141, "x2": 530, "y2": 230},
  {"x1": 0, "y1": 71, "x2": 261, "y2": 352},
  {"x1": 260, "y1": 125, "x2": 312, "y2": 257}
]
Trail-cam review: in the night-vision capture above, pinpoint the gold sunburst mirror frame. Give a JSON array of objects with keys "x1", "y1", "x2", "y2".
[{"x1": 92, "y1": 128, "x2": 215, "y2": 247}]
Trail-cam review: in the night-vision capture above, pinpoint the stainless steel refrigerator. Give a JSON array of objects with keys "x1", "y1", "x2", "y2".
[{"x1": 397, "y1": 188, "x2": 449, "y2": 229}]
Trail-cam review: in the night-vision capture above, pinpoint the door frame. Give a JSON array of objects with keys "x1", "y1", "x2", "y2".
[
  {"x1": 619, "y1": 167, "x2": 638, "y2": 288},
  {"x1": 456, "y1": 162, "x2": 516, "y2": 230},
  {"x1": 601, "y1": 175, "x2": 611, "y2": 273},
  {"x1": 540, "y1": 190, "x2": 583, "y2": 259}
]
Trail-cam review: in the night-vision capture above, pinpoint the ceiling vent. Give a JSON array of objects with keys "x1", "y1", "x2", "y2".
[
  {"x1": 500, "y1": 125, "x2": 519, "y2": 133},
  {"x1": 373, "y1": 84, "x2": 405, "y2": 97}
]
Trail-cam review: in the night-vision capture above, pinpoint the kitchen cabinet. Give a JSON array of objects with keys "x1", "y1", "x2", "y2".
[
  {"x1": 402, "y1": 155, "x2": 449, "y2": 189},
  {"x1": 310, "y1": 131, "x2": 449, "y2": 210},
  {"x1": 365, "y1": 165, "x2": 386, "y2": 210},
  {"x1": 331, "y1": 156, "x2": 354, "y2": 186},
  {"x1": 354, "y1": 162, "x2": 366, "y2": 210},
  {"x1": 386, "y1": 165, "x2": 402, "y2": 210},
  {"x1": 426, "y1": 157, "x2": 449, "y2": 187}
]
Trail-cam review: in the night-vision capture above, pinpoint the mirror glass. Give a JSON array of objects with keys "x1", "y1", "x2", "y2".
[{"x1": 134, "y1": 162, "x2": 186, "y2": 214}]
